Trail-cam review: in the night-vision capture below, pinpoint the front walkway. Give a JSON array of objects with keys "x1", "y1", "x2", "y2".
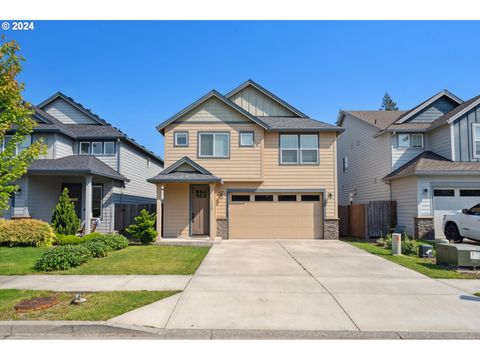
[
  {"x1": 0, "y1": 275, "x2": 191, "y2": 291},
  {"x1": 109, "y1": 240, "x2": 480, "y2": 333}
]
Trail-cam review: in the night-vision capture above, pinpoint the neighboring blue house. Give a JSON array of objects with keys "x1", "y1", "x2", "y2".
[{"x1": 2, "y1": 92, "x2": 164, "y2": 234}]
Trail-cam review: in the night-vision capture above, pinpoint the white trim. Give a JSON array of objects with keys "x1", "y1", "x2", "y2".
[
  {"x1": 103, "y1": 141, "x2": 115, "y2": 155},
  {"x1": 280, "y1": 134, "x2": 299, "y2": 164},
  {"x1": 79, "y1": 141, "x2": 91, "y2": 155},
  {"x1": 448, "y1": 98, "x2": 480, "y2": 124},
  {"x1": 239, "y1": 131, "x2": 254, "y2": 147},
  {"x1": 397, "y1": 133, "x2": 424, "y2": 149},
  {"x1": 92, "y1": 184, "x2": 103, "y2": 219},
  {"x1": 174, "y1": 131, "x2": 189, "y2": 147},
  {"x1": 91, "y1": 141, "x2": 103, "y2": 155},
  {"x1": 473, "y1": 123, "x2": 480, "y2": 159},
  {"x1": 397, "y1": 90, "x2": 463, "y2": 124},
  {"x1": 450, "y1": 124, "x2": 456, "y2": 161},
  {"x1": 299, "y1": 134, "x2": 319, "y2": 164},
  {"x1": 198, "y1": 132, "x2": 230, "y2": 158}
]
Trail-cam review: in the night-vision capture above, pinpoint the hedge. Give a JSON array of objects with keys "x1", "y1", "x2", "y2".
[
  {"x1": 35, "y1": 245, "x2": 92, "y2": 271},
  {"x1": 0, "y1": 219, "x2": 55, "y2": 247}
]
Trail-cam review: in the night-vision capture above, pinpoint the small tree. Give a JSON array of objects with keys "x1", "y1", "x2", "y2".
[
  {"x1": 0, "y1": 37, "x2": 46, "y2": 213},
  {"x1": 379, "y1": 92, "x2": 399, "y2": 111},
  {"x1": 51, "y1": 188, "x2": 80, "y2": 235},
  {"x1": 126, "y1": 209, "x2": 158, "y2": 245}
]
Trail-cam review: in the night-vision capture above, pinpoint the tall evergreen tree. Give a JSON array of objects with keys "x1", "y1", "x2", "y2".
[
  {"x1": 0, "y1": 37, "x2": 46, "y2": 213},
  {"x1": 51, "y1": 188, "x2": 80, "y2": 235},
  {"x1": 126, "y1": 209, "x2": 158, "y2": 244},
  {"x1": 380, "y1": 92, "x2": 399, "y2": 111}
]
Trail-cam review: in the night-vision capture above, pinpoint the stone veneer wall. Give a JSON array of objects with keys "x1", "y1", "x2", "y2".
[
  {"x1": 216, "y1": 219, "x2": 228, "y2": 239},
  {"x1": 414, "y1": 217, "x2": 434, "y2": 240},
  {"x1": 323, "y1": 218, "x2": 339, "y2": 240}
]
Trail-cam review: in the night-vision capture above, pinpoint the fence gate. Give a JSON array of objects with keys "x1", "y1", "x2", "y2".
[{"x1": 114, "y1": 203, "x2": 156, "y2": 232}]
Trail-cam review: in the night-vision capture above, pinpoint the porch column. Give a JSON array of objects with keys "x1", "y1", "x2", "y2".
[
  {"x1": 84, "y1": 175, "x2": 92, "y2": 235},
  {"x1": 209, "y1": 183, "x2": 216, "y2": 240},
  {"x1": 156, "y1": 183, "x2": 163, "y2": 240}
]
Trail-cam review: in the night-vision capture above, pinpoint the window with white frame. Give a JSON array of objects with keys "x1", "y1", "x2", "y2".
[
  {"x1": 239, "y1": 131, "x2": 254, "y2": 147},
  {"x1": 174, "y1": 132, "x2": 188, "y2": 147},
  {"x1": 92, "y1": 185, "x2": 103, "y2": 218},
  {"x1": 80, "y1": 142, "x2": 90, "y2": 155},
  {"x1": 343, "y1": 156, "x2": 349, "y2": 173},
  {"x1": 280, "y1": 134, "x2": 318, "y2": 164},
  {"x1": 198, "y1": 132, "x2": 229, "y2": 158},
  {"x1": 398, "y1": 133, "x2": 423, "y2": 148},
  {"x1": 91, "y1": 141, "x2": 103, "y2": 155},
  {"x1": 474, "y1": 124, "x2": 480, "y2": 158},
  {"x1": 79, "y1": 141, "x2": 116, "y2": 156},
  {"x1": 0, "y1": 135, "x2": 31, "y2": 154},
  {"x1": 103, "y1": 141, "x2": 115, "y2": 155}
]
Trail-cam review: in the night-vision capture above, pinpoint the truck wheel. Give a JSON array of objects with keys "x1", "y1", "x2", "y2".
[{"x1": 444, "y1": 223, "x2": 463, "y2": 243}]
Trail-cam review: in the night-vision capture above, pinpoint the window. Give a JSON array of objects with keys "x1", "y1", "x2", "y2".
[
  {"x1": 301, "y1": 194, "x2": 320, "y2": 201},
  {"x1": 232, "y1": 194, "x2": 250, "y2": 202},
  {"x1": 92, "y1": 185, "x2": 103, "y2": 218},
  {"x1": 342, "y1": 156, "x2": 349, "y2": 173},
  {"x1": 199, "y1": 132, "x2": 229, "y2": 158},
  {"x1": 474, "y1": 124, "x2": 480, "y2": 158},
  {"x1": 398, "y1": 133, "x2": 424, "y2": 148},
  {"x1": 254, "y1": 194, "x2": 273, "y2": 202},
  {"x1": 280, "y1": 134, "x2": 318, "y2": 164},
  {"x1": 1, "y1": 135, "x2": 31, "y2": 154},
  {"x1": 239, "y1": 132, "x2": 254, "y2": 147},
  {"x1": 104, "y1": 141, "x2": 115, "y2": 155},
  {"x1": 80, "y1": 142, "x2": 90, "y2": 155},
  {"x1": 92, "y1": 142, "x2": 103, "y2": 155},
  {"x1": 460, "y1": 189, "x2": 480, "y2": 197},
  {"x1": 433, "y1": 189, "x2": 454, "y2": 197},
  {"x1": 278, "y1": 194, "x2": 297, "y2": 202},
  {"x1": 174, "y1": 132, "x2": 189, "y2": 147}
]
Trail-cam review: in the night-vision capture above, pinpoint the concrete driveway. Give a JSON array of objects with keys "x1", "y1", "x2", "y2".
[{"x1": 110, "y1": 240, "x2": 480, "y2": 333}]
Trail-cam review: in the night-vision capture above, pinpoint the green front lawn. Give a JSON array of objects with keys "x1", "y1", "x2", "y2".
[
  {"x1": 0, "y1": 245, "x2": 209, "y2": 275},
  {"x1": 0, "y1": 289, "x2": 178, "y2": 321},
  {"x1": 345, "y1": 239, "x2": 480, "y2": 279}
]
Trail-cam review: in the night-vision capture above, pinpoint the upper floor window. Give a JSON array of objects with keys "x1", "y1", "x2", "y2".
[
  {"x1": 280, "y1": 134, "x2": 318, "y2": 165},
  {"x1": 342, "y1": 156, "x2": 349, "y2": 173},
  {"x1": 473, "y1": 124, "x2": 480, "y2": 158},
  {"x1": 174, "y1": 132, "x2": 189, "y2": 147},
  {"x1": 0, "y1": 135, "x2": 31, "y2": 154},
  {"x1": 398, "y1": 133, "x2": 424, "y2": 148},
  {"x1": 239, "y1": 131, "x2": 254, "y2": 147},
  {"x1": 80, "y1": 141, "x2": 116, "y2": 156},
  {"x1": 198, "y1": 132, "x2": 229, "y2": 158}
]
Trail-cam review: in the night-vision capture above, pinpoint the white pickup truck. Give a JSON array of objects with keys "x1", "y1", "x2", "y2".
[{"x1": 443, "y1": 203, "x2": 480, "y2": 243}]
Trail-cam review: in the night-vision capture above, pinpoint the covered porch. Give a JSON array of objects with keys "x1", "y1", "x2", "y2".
[{"x1": 148, "y1": 157, "x2": 221, "y2": 241}]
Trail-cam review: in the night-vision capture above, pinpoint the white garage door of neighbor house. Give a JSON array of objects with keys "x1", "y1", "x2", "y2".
[
  {"x1": 433, "y1": 188, "x2": 480, "y2": 238},
  {"x1": 228, "y1": 193, "x2": 323, "y2": 239}
]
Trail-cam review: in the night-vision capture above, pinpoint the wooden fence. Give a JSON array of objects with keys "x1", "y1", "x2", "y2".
[
  {"x1": 114, "y1": 203, "x2": 156, "y2": 232},
  {"x1": 339, "y1": 200, "x2": 396, "y2": 239}
]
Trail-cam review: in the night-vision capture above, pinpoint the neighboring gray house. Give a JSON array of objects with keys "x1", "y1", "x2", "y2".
[
  {"x1": 2, "y1": 92, "x2": 164, "y2": 233},
  {"x1": 337, "y1": 90, "x2": 480, "y2": 239}
]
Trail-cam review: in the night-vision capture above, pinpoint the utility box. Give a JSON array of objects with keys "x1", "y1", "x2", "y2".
[
  {"x1": 418, "y1": 244, "x2": 433, "y2": 258},
  {"x1": 436, "y1": 243, "x2": 480, "y2": 268}
]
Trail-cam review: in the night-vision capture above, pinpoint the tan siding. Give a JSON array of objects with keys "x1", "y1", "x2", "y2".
[
  {"x1": 337, "y1": 114, "x2": 392, "y2": 205},
  {"x1": 163, "y1": 183, "x2": 190, "y2": 238},
  {"x1": 229, "y1": 86, "x2": 296, "y2": 117},
  {"x1": 391, "y1": 176, "x2": 418, "y2": 236}
]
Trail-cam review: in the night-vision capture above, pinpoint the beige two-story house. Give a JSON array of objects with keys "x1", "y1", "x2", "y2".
[{"x1": 149, "y1": 80, "x2": 343, "y2": 240}]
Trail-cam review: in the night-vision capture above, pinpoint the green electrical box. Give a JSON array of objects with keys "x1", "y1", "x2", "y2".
[{"x1": 436, "y1": 243, "x2": 480, "y2": 268}]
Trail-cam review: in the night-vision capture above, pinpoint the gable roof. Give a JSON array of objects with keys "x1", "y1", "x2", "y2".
[
  {"x1": 339, "y1": 110, "x2": 406, "y2": 129},
  {"x1": 431, "y1": 94, "x2": 480, "y2": 128},
  {"x1": 156, "y1": 90, "x2": 270, "y2": 134},
  {"x1": 147, "y1": 156, "x2": 221, "y2": 183},
  {"x1": 225, "y1": 79, "x2": 308, "y2": 118},
  {"x1": 383, "y1": 151, "x2": 480, "y2": 182},
  {"x1": 258, "y1": 116, "x2": 343, "y2": 132},
  {"x1": 395, "y1": 90, "x2": 463, "y2": 124},
  {"x1": 37, "y1": 93, "x2": 163, "y2": 165}
]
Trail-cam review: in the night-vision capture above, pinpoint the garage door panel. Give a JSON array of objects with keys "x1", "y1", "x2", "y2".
[{"x1": 229, "y1": 193, "x2": 323, "y2": 239}]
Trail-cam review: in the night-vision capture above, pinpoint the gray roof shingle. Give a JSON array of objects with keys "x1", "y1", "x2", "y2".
[
  {"x1": 148, "y1": 172, "x2": 221, "y2": 183},
  {"x1": 28, "y1": 155, "x2": 129, "y2": 182},
  {"x1": 258, "y1": 116, "x2": 343, "y2": 131},
  {"x1": 341, "y1": 111, "x2": 406, "y2": 129}
]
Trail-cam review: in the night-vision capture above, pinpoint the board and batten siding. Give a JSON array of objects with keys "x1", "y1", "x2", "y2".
[
  {"x1": 42, "y1": 98, "x2": 98, "y2": 125},
  {"x1": 452, "y1": 105, "x2": 480, "y2": 162},
  {"x1": 426, "y1": 124, "x2": 452, "y2": 160},
  {"x1": 228, "y1": 85, "x2": 296, "y2": 117},
  {"x1": 164, "y1": 97, "x2": 263, "y2": 181},
  {"x1": 391, "y1": 176, "x2": 418, "y2": 236},
  {"x1": 117, "y1": 142, "x2": 162, "y2": 201},
  {"x1": 337, "y1": 114, "x2": 392, "y2": 205},
  {"x1": 54, "y1": 134, "x2": 74, "y2": 158}
]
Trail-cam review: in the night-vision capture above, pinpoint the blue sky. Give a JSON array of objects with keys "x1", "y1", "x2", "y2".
[{"x1": 3, "y1": 21, "x2": 480, "y2": 157}]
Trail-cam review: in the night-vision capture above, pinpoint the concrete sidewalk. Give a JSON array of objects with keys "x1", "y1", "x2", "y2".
[{"x1": 0, "y1": 275, "x2": 191, "y2": 291}]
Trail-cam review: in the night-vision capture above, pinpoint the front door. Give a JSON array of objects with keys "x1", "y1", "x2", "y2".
[
  {"x1": 62, "y1": 183, "x2": 82, "y2": 220},
  {"x1": 191, "y1": 185, "x2": 209, "y2": 235}
]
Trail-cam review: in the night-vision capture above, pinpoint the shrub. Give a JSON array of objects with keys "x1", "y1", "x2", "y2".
[
  {"x1": 55, "y1": 234, "x2": 91, "y2": 246},
  {"x1": 126, "y1": 209, "x2": 157, "y2": 245},
  {"x1": 92, "y1": 234, "x2": 129, "y2": 251},
  {"x1": 35, "y1": 245, "x2": 92, "y2": 271},
  {"x1": 0, "y1": 219, "x2": 55, "y2": 247},
  {"x1": 51, "y1": 188, "x2": 80, "y2": 235},
  {"x1": 377, "y1": 232, "x2": 418, "y2": 256},
  {"x1": 83, "y1": 241, "x2": 109, "y2": 258},
  {"x1": 82, "y1": 232, "x2": 105, "y2": 242}
]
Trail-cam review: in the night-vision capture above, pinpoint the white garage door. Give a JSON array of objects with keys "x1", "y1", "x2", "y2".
[
  {"x1": 229, "y1": 193, "x2": 323, "y2": 239},
  {"x1": 433, "y1": 188, "x2": 480, "y2": 238}
]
